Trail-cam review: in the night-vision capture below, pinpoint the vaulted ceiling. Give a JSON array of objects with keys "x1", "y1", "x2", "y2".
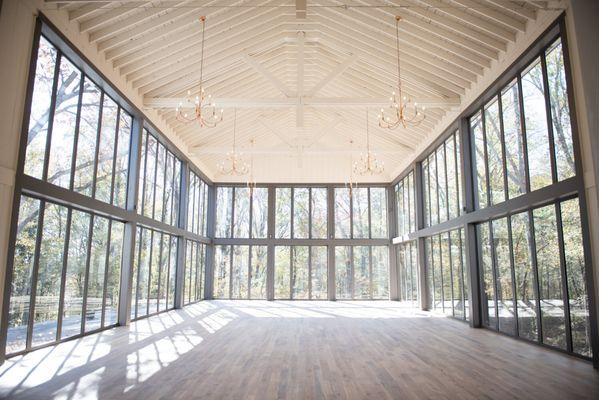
[{"x1": 42, "y1": 0, "x2": 560, "y2": 183}]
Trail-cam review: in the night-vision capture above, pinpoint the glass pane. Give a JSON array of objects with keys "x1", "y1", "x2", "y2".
[
  {"x1": 291, "y1": 246, "x2": 309, "y2": 299},
  {"x1": 142, "y1": 134, "x2": 156, "y2": 218},
  {"x1": 479, "y1": 222, "x2": 496, "y2": 328},
  {"x1": 231, "y1": 246, "x2": 249, "y2": 299},
  {"x1": 446, "y1": 137, "x2": 458, "y2": 220},
  {"x1": 352, "y1": 188, "x2": 369, "y2": 238},
  {"x1": 433, "y1": 235, "x2": 442, "y2": 311},
  {"x1": 157, "y1": 234, "x2": 169, "y2": 311},
  {"x1": 460, "y1": 229, "x2": 469, "y2": 320},
  {"x1": 429, "y1": 154, "x2": 439, "y2": 225},
  {"x1": 370, "y1": 188, "x2": 387, "y2": 238},
  {"x1": 533, "y1": 205, "x2": 566, "y2": 349},
  {"x1": 47, "y1": 56, "x2": 81, "y2": 189},
  {"x1": 493, "y1": 218, "x2": 515, "y2": 335},
  {"x1": 422, "y1": 159, "x2": 430, "y2": 227},
  {"x1": 214, "y1": 245, "x2": 230, "y2": 299},
  {"x1": 501, "y1": 81, "x2": 527, "y2": 198},
  {"x1": 335, "y1": 246, "x2": 352, "y2": 299},
  {"x1": 233, "y1": 187, "x2": 250, "y2": 238},
  {"x1": 425, "y1": 237, "x2": 433, "y2": 307},
  {"x1": 334, "y1": 188, "x2": 351, "y2": 238},
  {"x1": 396, "y1": 183, "x2": 404, "y2": 236},
  {"x1": 522, "y1": 59, "x2": 552, "y2": 191},
  {"x1": 85, "y1": 216, "x2": 109, "y2": 332},
  {"x1": 436, "y1": 146, "x2": 447, "y2": 223},
  {"x1": 250, "y1": 246, "x2": 268, "y2": 299},
  {"x1": 187, "y1": 174, "x2": 197, "y2": 234},
  {"x1": 62, "y1": 209, "x2": 90, "y2": 339},
  {"x1": 311, "y1": 246, "x2": 328, "y2": 299},
  {"x1": 471, "y1": 112, "x2": 488, "y2": 208},
  {"x1": 136, "y1": 131, "x2": 147, "y2": 214},
  {"x1": 135, "y1": 228, "x2": 151, "y2": 318},
  {"x1": 251, "y1": 187, "x2": 268, "y2": 238},
  {"x1": 32, "y1": 203, "x2": 67, "y2": 347},
  {"x1": 275, "y1": 188, "x2": 291, "y2": 238},
  {"x1": 215, "y1": 187, "x2": 233, "y2": 238},
  {"x1": 104, "y1": 221, "x2": 123, "y2": 325},
  {"x1": 73, "y1": 78, "x2": 100, "y2": 197},
  {"x1": 546, "y1": 40, "x2": 575, "y2": 181},
  {"x1": 24, "y1": 37, "x2": 57, "y2": 179},
  {"x1": 353, "y1": 246, "x2": 370, "y2": 299},
  {"x1": 275, "y1": 246, "x2": 291, "y2": 299},
  {"x1": 311, "y1": 188, "x2": 327, "y2": 239},
  {"x1": 148, "y1": 231, "x2": 161, "y2": 314},
  {"x1": 440, "y1": 233, "x2": 452, "y2": 315},
  {"x1": 95, "y1": 96, "x2": 117, "y2": 203},
  {"x1": 113, "y1": 110, "x2": 131, "y2": 208},
  {"x1": 372, "y1": 246, "x2": 388, "y2": 299},
  {"x1": 169, "y1": 237, "x2": 178, "y2": 308},
  {"x1": 450, "y1": 230, "x2": 464, "y2": 319},
  {"x1": 560, "y1": 198, "x2": 591, "y2": 357},
  {"x1": 293, "y1": 188, "x2": 309, "y2": 239},
  {"x1": 511, "y1": 212, "x2": 538, "y2": 341},
  {"x1": 485, "y1": 99, "x2": 506, "y2": 205},
  {"x1": 153, "y1": 144, "x2": 165, "y2": 222},
  {"x1": 184, "y1": 241, "x2": 194, "y2": 305}
]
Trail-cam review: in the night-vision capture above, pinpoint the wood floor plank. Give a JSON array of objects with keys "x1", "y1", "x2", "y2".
[{"x1": 0, "y1": 301, "x2": 597, "y2": 400}]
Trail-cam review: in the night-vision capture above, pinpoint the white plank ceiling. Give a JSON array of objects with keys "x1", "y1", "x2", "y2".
[{"x1": 43, "y1": 0, "x2": 558, "y2": 183}]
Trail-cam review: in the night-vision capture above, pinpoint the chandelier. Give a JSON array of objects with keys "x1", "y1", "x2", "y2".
[
  {"x1": 346, "y1": 139, "x2": 358, "y2": 198},
  {"x1": 218, "y1": 109, "x2": 249, "y2": 176},
  {"x1": 378, "y1": 16, "x2": 425, "y2": 129},
  {"x1": 175, "y1": 16, "x2": 224, "y2": 127},
  {"x1": 246, "y1": 139, "x2": 256, "y2": 196},
  {"x1": 354, "y1": 109, "x2": 384, "y2": 176}
]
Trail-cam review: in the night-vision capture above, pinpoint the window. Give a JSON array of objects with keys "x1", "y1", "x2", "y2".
[
  {"x1": 216, "y1": 186, "x2": 268, "y2": 238},
  {"x1": 137, "y1": 129, "x2": 182, "y2": 225},
  {"x1": 422, "y1": 131, "x2": 462, "y2": 226},
  {"x1": 397, "y1": 241, "x2": 419, "y2": 307},
  {"x1": 213, "y1": 245, "x2": 268, "y2": 299},
  {"x1": 6, "y1": 196, "x2": 124, "y2": 355},
  {"x1": 131, "y1": 227, "x2": 178, "y2": 320},
  {"x1": 274, "y1": 246, "x2": 328, "y2": 300},
  {"x1": 334, "y1": 187, "x2": 388, "y2": 238},
  {"x1": 395, "y1": 171, "x2": 416, "y2": 237},
  {"x1": 425, "y1": 228, "x2": 468, "y2": 321},
  {"x1": 475, "y1": 198, "x2": 591, "y2": 356},
  {"x1": 187, "y1": 171, "x2": 209, "y2": 237},
  {"x1": 334, "y1": 246, "x2": 389, "y2": 300},
  {"x1": 23, "y1": 36, "x2": 132, "y2": 207},
  {"x1": 470, "y1": 38, "x2": 576, "y2": 208},
  {"x1": 183, "y1": 241, "x2": 205, "y2": 305},
  {"x1": 276, "y1": 187, "x2": 328, "y2": 239}
]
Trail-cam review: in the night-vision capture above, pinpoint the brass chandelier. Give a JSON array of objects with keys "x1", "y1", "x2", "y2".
[
  {"x1": 175, "y1": 16, "x2": 224, "y2": 127},
  {"x1": 378, "y1": 16, "x2": 425, "y2": 129},
  {"x1": 218, "y1": 109, "x2": 249, "y2": 176},
  {"x1": 354, "y1": 109, "x2": 384, "y2": 176}
]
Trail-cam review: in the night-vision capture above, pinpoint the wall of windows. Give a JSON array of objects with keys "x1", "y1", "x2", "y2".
[
  {"x1": 2, "y1": 21, "x2": 213, "y2": 359},
  {"x1": 422, "y1": 130, "x2": 463, "y2": 227},
  {"x1": 137, "y1": 128, "x2": 182, "y2": 226},
  {"x1": 425, "y1": 229, "x2": 469, "y2": 321},
  {"x1": 6, "y1": 196, "x2": 123, "y2": 355},
  {"x1": 397, "y1": 242, "x2": 419, "y2": 306},
  {"x1": 23, "y1": 36, "x2": 132, "y2": 207},
  {"x1": 470, "y1": 38, "x2": 575, "y2": 209},
  {"x1": 477, "y1": 198, "x2": 591, "y2": 357}
]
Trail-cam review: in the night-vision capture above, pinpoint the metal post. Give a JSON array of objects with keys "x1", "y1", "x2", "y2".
[
  {"x1": 387, "y1": 185, "x2": 399, "y2": 301},
  {"x1": 204, "y1": 183, "x2": 216, "y2": 300},
  {"x1": 174, "y1": 162, "x2": 189, "y2": 308}
]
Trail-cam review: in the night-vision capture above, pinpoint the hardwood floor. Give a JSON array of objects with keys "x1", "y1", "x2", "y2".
[{"x1": 0, "y1": 301, "x2": 597, "y2": 399}]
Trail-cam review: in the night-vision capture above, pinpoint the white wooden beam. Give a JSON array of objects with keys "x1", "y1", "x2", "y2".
[
  {"x1": 189, "y1": 147, "x2": 405, "y2": 155},
  {"x1": 243, "y1": 53, "x2": 293, "y2": 98},
  {"x1": 142, "y1": 96, "x2": 461, "y2": 109},
  {"x1": 296, "y1": 0, "x2": 306, "y2": 19},
  {"x1": 307, "y1": 54, "x2": 356, "y2": 97}
]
